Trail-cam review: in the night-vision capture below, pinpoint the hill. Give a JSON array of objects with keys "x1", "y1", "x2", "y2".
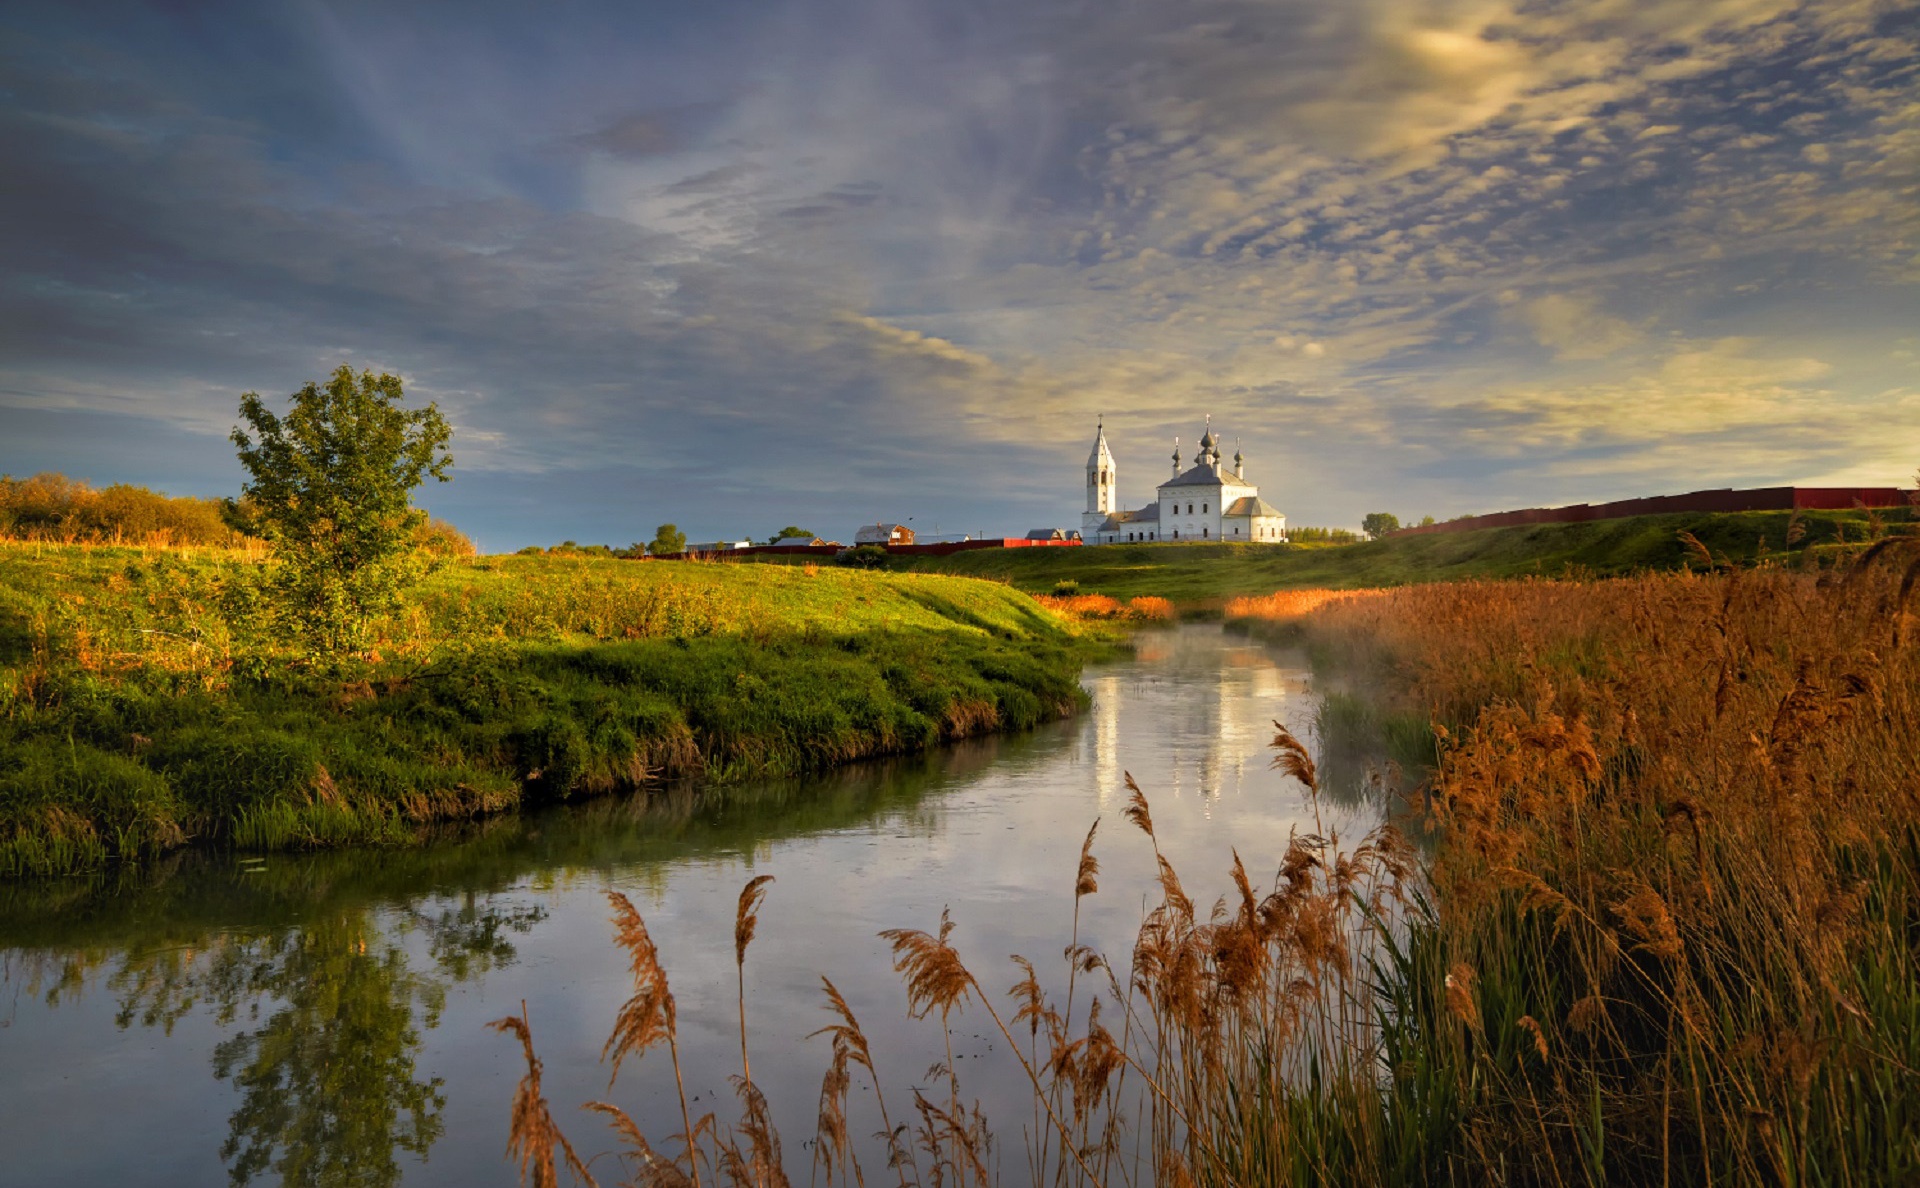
[{"x1": 885, "y1": 507, "x2": 1902, "y2": 603}]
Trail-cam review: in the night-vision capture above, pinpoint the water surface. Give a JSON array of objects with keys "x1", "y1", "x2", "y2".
[{"x1": 0, "y1": 624, "x2": 1379, "y2": 1186}]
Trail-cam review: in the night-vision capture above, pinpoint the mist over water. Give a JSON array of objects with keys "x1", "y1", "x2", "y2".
[{"x1": 0, "y1": 624, "x2": 1381, "y2": 1186}]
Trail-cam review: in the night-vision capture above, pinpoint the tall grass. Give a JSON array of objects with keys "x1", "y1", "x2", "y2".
[{"x1": 1227, "y1": 551, "x2": 1920, "y2": 1182}]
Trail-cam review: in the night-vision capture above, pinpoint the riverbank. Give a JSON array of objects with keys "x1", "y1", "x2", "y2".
[{"x1": 0, "y1": 546, "x2": 1102, "y2": 878}]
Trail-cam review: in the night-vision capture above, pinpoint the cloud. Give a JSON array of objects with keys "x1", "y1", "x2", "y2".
[
  {"x1": 1519, "y1": 294, "x2": 1645, "y2": 360},
  {"x1": 0, "y1": 0, "x2": 1914, "y2": 546}
]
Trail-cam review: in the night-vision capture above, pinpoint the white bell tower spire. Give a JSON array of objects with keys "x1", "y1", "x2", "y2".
[{"x1": 1082, "y1": 417, "x2": 1118, "y2": 536}]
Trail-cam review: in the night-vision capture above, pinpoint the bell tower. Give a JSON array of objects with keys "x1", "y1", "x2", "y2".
[{"x1": 1083, "y1": 417, "x2": 1118, "y2": 536}]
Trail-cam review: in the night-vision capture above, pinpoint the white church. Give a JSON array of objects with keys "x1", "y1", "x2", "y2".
[{"x1": 1081, "y1": 419, "x2": 1287, "y2": 545}]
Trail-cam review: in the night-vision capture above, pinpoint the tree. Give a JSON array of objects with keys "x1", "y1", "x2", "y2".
[
  {"x1": 764, "y1": 525, "x2": 814, "y2": 545},
  {"x1": 649, "y1": 523, "x2": 686, "y2": 556},
  {"x1": 1361, "y1": 512, "x2": 1401, "y2": 540},
  {"x1": 230, "y1": 366, "x2": 453, "y2": 655}
]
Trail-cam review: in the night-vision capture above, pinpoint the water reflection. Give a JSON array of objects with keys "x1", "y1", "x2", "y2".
[
  {"x1": 207, "y1": 913, "x2": 448, "y2": 1187},
  {"x1": 30, "y1": 897, "x2": 547, "y2": 1187},
  {"x1": 0, "y1": 625, "x2": 1382, "y2": 1187}
]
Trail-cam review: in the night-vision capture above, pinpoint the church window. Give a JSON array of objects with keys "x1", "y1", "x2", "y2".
[
  {"x1": 1203, "y1": 527, "x2": 1208, "y2": 538},
  {"x1": 1203, "y1": 503, "x2": 1208, "y2": 513},
  {"x1": 1186, "y1": 503, "x2": 1193, "y2": 514}
]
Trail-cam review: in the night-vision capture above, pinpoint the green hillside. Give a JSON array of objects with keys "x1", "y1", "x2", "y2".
[
  {"x1": 888, "y1": 508, "x2": 1899, "y2": 603},
  {"x1": 0, "y1": 548, "x2": 1097, "y2": 877}
]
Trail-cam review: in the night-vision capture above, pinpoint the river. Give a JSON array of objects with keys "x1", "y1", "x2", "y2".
[{"x1": 0, "y1": 624, "x2": 1383, "y2": 1186}]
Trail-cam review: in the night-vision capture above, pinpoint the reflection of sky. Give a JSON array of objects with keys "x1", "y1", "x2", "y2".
[
  {"x1": 0, "y1": 626, "x2": 1368, "y2": 1184},
  {"x1": 3, "y1": 1, "x2": 1915, "y2": 549}
]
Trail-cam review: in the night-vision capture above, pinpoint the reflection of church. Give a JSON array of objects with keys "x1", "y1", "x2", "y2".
[
  {"x1": 1082, "y1": 419, "x2": 1287, "y2": 545},
  {"x1": 1088, "y1": 631, "x2": 1300, "y2": 815}
]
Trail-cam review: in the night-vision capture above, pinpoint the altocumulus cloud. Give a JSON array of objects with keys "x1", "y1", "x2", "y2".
[{"x1": 0, "y1": 0, "x2": 1914, "y2": 547}]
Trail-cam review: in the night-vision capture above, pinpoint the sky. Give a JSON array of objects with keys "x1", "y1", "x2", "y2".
[{"x1": 1, "y1": 0, "x2": 1915, "y2": 551}]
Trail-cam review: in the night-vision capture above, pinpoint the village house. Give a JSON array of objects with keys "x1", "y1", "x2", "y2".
[{"x1": 854, "y1": 523, "x2": 915, "y2": 546}]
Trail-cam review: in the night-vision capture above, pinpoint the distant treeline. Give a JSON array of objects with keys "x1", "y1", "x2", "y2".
[
  {"x1": 1288, "y1": 525, "x2": 1361, "y2": 544},
  {"x1": 518, "y1": 541, "x2": 646, "y2": 559},
  {"x1": 0, "y1": 471, "x2": 474, "y2": 555}
]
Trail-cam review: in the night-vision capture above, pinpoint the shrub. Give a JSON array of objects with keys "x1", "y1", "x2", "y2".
[
  {"x1": 415, "y1": 518, "x2": 476, "y2": 557},
  {"x1": 835, "y1": 545, "x2": 890, "y2": 569}
]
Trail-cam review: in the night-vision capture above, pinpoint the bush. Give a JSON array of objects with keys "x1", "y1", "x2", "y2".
[
  {"x1": 415, "y1": 518, "x2": 476, "y2": 557},
  {"x1": 835, "y1": 545, "x2": 890, "y2": 569}
]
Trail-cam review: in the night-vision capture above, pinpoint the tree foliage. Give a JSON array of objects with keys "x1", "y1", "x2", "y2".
[
  {"x1": 230, "y1": 366, "x2": 453, "y2": 654},
  {"x1": 1361, "y1": 512, "x2": 1401, "y2": 540},
  {"x1": 648, "y1": 523, "x2": 687, "y2": 556},
  {"x1": 764, "y1": 525, "x2": 814, "y2": 545}
]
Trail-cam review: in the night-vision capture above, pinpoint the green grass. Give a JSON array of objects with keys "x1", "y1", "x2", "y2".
[
  {"x1": 882, "y1": 508, "x2": 1901, "y2": 604},
  {"x1": 0, "y1": 547, "x2": 1101, "y2": 877}
]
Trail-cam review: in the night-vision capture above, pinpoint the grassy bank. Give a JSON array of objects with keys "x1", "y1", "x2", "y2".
[
  {"x1": 0, "y1": 546, "x2": 1099, "y2": 878},
  {"x1": 883, "y1": 508, "x2": 1899, "y2": 603}
]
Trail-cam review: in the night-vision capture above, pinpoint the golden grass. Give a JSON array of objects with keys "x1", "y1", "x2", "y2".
[
  {"x1": 1220, "y1": 588, "x2": 1385, "y2": 620},
  {"x1": 1233, "y1": 548, "x2": 1920, "y2": 1182},
  {"x1": 1033, "y1": 593, "x2": 1178, "y2": 623}
]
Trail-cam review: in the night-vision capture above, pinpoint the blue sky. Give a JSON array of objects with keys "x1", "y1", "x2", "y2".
[{"x1": 2, "y1": 0, "x2": 1915, "y2": 550}]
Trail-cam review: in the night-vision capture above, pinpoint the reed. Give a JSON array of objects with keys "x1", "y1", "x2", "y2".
[{"x1": 1226, "y1": 546, "x2": 1920, "y2": 1182}]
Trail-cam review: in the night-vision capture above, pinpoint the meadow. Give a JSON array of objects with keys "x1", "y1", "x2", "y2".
[
  {"x1": 885, "y1": 508, "x2": 1895, "y2": 604},
  {"x1": 490, "y1": 539, "x2": 1920, "y2": 1187},
  {"x1": 0, "y1": 546, "x2": 1099, "y2": 878}
]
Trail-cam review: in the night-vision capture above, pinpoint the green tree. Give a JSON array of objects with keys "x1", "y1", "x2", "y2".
[
  {"x1": 763, "y1": 525, "x2": 814, "y2": 545},
  {"x1": 649, "y1": 523, "x2": 687, "y2": 556},
  {"x1": 1361, "y1": 512, "x2": 1401, "y2": 540},
  {"x1": 230, "y1": 366, "x2": 452, "y2": 654}
]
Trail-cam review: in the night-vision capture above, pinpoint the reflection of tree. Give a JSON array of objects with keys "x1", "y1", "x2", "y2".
[
  {"x1": 90, "y1": 896, "x2": 545, "y2": 1187},
  {"x1": 210, "y1": 913, "x2": 445, "y2": 1187}
]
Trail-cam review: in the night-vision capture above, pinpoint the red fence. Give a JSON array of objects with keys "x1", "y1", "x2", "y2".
[
  {"x1": 885, "y1": 538, "x2": 1083, "y2": 557},
  {"x1": 1396, "y1": 486, "x2": 1915, "y2": 538},
  {"x1": 657, "y1": 537, "x2": 1084, "y2": 561}
]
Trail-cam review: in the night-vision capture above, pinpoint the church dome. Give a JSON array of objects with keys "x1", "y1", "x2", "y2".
[{"x1": 1195, "y1": 422, "x2": 1221, "y2": 466}]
